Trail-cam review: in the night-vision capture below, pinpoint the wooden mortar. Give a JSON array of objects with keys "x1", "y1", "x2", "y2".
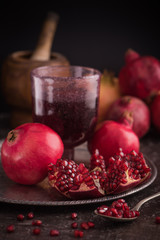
[{"x1": 1, "y1": 12, "x2": 70, "y2": 128}]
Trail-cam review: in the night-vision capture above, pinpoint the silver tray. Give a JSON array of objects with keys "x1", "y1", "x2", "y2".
[{"x1": 0, "y1": 144, "x2": 157, "y2": 206}]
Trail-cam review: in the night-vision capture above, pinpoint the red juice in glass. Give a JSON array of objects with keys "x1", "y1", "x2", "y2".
[{"x1": 31, "y1": 66, "x2": 101, "y2": 159}]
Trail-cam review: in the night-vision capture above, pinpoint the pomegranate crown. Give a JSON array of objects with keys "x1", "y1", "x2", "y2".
[{"x1": 125, "y1": 49, "x2": 140, "y2": 64}]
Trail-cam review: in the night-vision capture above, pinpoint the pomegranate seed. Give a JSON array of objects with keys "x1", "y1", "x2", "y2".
[
  {"x1": 50, "y1": 229, "x2": 60, "y2": 236},
  {"x1": 27, "y1": 212, "x2": 34, "y2": 219},
  {"x1": 71, "y1": 212, "x2": 78, "y2": 219},
  {"x1": 6, "y1": 224, "x2": 15, "y2": 233},
  {"x1": 71, "y1": 222, "x2": 78, "y2": 229},
  {"x1": 155, "y1": 216, "x2": 160, "y2": 223},
  {"x1": 33, "y1": 228, "x2": 41, "y2": 235},
  {"x1": 74, "y1": 230, "x2": 84, "y2": 237},
  {"x1": 87, "y1": 221, "x2": 95, "y2": 228},
  {"x1": 17, "y1": 214, "x2": 25, "y2": 221},
  {"x1": 81, "y1": 222, "x2": 89, "y2": 230},
  {"x1": 32, "y1": 220, "x2": 42, "y2": 226}
]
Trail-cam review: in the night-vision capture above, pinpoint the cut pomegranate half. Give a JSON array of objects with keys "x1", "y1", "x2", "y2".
[
  {"x1": 48, "y1": 149, "x2": 151, "y2": 199},
  {"x1": 48, "y1": 150, "x2": 106, "y2": 199},
  {"x1": 104, "y1": 148, "x2": 151, "y2": 194}
]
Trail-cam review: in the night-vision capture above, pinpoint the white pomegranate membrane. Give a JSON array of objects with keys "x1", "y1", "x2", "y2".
[
  {"x1": 48, "y1": 148, "x2": 151, "y2": 200},
  {"x1": 97, "y1": 199, "x2": 140, "y2": 218}
]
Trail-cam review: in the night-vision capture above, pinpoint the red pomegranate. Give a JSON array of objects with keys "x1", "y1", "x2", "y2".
[
  {"x1": 105, "y1": 95, "x2": 150, "y2": 138},
  {"x1": 119, "y1": 49, "x2": 160, "y2": 100},
  {"x1": 1, "y1": 123, "x2": 64, "y2": 185},
  {"x1": 48, "y1": 149, "x2": 150, "y2": 199},
  {"x1": 88, "y1": 118, "x2": 140, "y2": 166},
  {"x1": 150, "y1": 93, "x2": 160, "y2": 132}
]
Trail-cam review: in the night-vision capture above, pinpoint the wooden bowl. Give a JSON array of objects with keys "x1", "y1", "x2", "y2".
[{"x1": 1, "y1": 50, "x2": 70, "y2": 127}]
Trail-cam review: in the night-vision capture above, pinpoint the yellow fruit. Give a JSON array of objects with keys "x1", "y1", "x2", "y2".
[{"x1": 97, "y1": 69, "x2": 121, "y2": 123}]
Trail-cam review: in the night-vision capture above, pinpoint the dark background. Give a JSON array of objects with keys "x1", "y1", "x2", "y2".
[{"x1": 0, "y1": 3, "x2": 160, "y2": 113}]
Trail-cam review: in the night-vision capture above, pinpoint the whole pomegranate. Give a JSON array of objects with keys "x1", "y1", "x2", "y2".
[
  {"x1": 106, "y1": 95, "x2": 150, "y2": 138},
  {"x1": 119, "y1": 49, "x2": 160, "y2": 100},
  {"x1": 1, "y1": 123, "x2": 64, "y2": 185},
  {"x1": 88, "y1": 119, "x2": 140, "y2": 166},
  {"x1": 150, "y1": 93, "x2": 160, "y2": 131}
]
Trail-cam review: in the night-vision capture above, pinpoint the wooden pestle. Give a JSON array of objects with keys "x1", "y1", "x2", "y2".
[{"x1": 31, "y1": 12, "x2": 59, "y2": 61}]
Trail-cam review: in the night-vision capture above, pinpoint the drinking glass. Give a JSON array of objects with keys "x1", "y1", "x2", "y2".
[{"x1": 31, "y1": 65, "x2": 101, "y2": 159}]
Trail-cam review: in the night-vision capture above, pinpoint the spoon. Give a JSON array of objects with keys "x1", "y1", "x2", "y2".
[{"x1": 94, "y1": 191, "x2": 160, "y2": 222}]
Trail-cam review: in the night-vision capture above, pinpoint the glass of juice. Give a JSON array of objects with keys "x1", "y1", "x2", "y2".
[{"x1": 31, "y1": 65, "x2": 101, "y2": 159}]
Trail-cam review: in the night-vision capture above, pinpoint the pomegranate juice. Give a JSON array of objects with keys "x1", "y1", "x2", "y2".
[{"x1": 32, "y1": 82, "x2": 99, "y2": 148}]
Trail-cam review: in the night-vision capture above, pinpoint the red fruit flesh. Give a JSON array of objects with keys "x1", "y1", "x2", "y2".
[
  {"x1": 119, "y1": 49, "x2": 160, "y2": 100},
  {"x1": 89, "y1": 120, "x2": 140, "y2": 167},
  {"x1": 150, "y1": 93, "x2": 160, "y2": 131},
  {"x1": 106, "y1": 95, "x2": 150, "y2": 138},
  {"x1": 97, "y1": 199, "x2": 140, "y2": 218},
  {"x1": 48, "y1": 151, "x2": 106, "y2": 199},
  {"x1": 48, "y1": 149, "x2": 150, "y2": 199},
  {"x1": 103, "y1": 148, "x2": 151, "y2": 194},
  {"x1": 1, "y1": 123, "x2": 64, "y2": 185}
]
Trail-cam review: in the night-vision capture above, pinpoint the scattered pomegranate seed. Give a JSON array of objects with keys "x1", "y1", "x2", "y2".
[
  {"x1": 6, "y1": 224, "x2": 15, "y2": 233},
  {"x1": 74, "y1": 230, "x2": 84, "y2": 237},
  {"x1": 33, "y1": 228, "x2": 41, "y2": 235},
  {"x1": 87, "y1": 221, "x2": 95, "y2": 228},
  {"x1": 50, "y1": 229, "x2": 60, "y2": 236},
  {"x1": 32, "y1": 220, "x2": 42, "y2": 226},
  {"x1": 27, "y1": 212, "x2": 34, "y2": 219},
  {"x1": 17, "y1": 214, "x2": 25, "y2": 221},
  {"x1": 156, "y1": 216, "x2": 160, "y2": 224},
  {"x1": 81, "y1": 222, "x2": 89, "y2": 230},
  {"x1": 71, "y1": 222, "x2": 78, "y2": 229},
  {"x1": 71, "y1": 212, "x2": 78, "y2": 219}
]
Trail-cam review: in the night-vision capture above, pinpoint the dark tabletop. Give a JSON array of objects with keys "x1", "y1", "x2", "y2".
[{"x1": 0, "y1": 113, "x2": 160, "y2": 240}]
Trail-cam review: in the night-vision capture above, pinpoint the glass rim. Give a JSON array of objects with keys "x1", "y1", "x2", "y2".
[{"x1": 31, "y1": 65, "x2": 101, "y2": 80}]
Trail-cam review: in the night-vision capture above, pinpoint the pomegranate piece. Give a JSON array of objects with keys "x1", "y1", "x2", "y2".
[
  {"x1": 71, "y1": 213, "x2": 78, "y2": 219},
  {"x1": 17, "y1": 214, "x2": 25, "y2": 221},
  {"x1": 97, "y1": 199, "x2": 140, "y2": 218},
  {"x1": 48, "y1": 150, "x2": 106, "y2": 199},
  {"x1": 50, "y1": 229, "x2": 60, "y2": 236},
  {"x1": 155, "y1": 216, "x2": 160, "y2": 224},
  {"x1": 87, "y1": 221, "x2": 95, "y2": 228},
  {"x1": 119, "y1": 49, "x2": 160, "y2": 100},
  {"x1": 33, "y1": 228, "x2": 41, "y2": 235},
  {"x1": 6, "y1": 224, "x2": 15, "y2": 233},
  {"x1": 71, "y1": 222, "x2": 78, "y2": 229},
  {"x1": 88, "y1": 120, "x2": 140, "y2": 167},
  {"x1": 48, "y1": 149, "x2": 151, "y2": 199},
  {"x1": 32, "y1": 220, "x2": 42, "y2": 226},
  {"x1": 150, "y1": 93, "x2": 160, "y2": 132},
  {"x1": 104, "y1": 148, "x2": 151, "y2": 194},
  {"x1": 105, "y1": 95, "x2": 150, "y2": 138},
  {"x1": 27, "y1": 212, "x2": 34, "y2": 219},
  {"x1": 81, "y1": 222, "x2": 90, "y2": 230},
  {"x1": 74, "y1": 230, "x2": 84, "y2": 237},
  {"x1": 1, "y1": 123, "x2": 64, "y2": 185}
]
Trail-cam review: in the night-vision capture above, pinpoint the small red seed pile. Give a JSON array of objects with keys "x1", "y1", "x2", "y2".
[{"x1": 97, "y1": 199, "x2": 140, "y2": 218}]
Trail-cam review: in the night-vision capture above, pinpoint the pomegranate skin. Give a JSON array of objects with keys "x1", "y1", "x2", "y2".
[
  {"x1": 106, "y1": 96, "x2": 150, "y2": 138},
  {"x1": 1, "y1": 123, "x2": 64, "y2": 185},
  {"x1": 119, "y1": 49, "x2": 160, "y2": 100},
  {"x1": 150, "y1": 94, "x2": 160, "y2": 131},
  {"x1": 88, "y1": 120, "x2": 140, "y2": 166}
]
